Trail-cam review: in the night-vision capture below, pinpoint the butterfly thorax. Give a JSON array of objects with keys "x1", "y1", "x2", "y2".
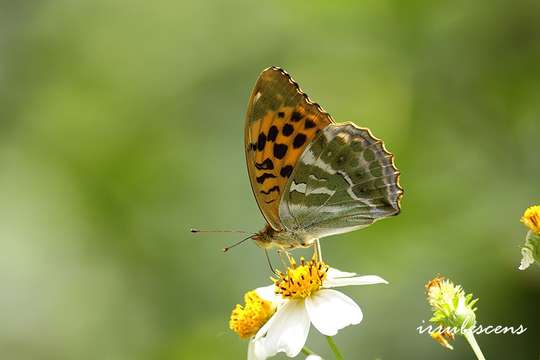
[{"x1": 253, "y1": 224, "x2": 316, "y2": 250}]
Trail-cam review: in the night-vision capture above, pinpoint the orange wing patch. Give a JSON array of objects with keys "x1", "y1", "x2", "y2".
[{"x1": 245, "y1": 67, "x2": 334, "y2": 230}]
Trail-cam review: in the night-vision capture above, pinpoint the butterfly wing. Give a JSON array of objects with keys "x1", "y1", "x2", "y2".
[
  {"x1": 279, "y1": 122, "x2": 403, "y2": 238},
  {"x1": 245, "y1": 67, "x2": 334, "y2": 230}
]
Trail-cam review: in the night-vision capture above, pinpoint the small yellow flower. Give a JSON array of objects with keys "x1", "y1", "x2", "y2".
[
  {"x1": 521, "y1": 205, "x2": 540, "y2": 234},
  {"x1": 431, "y1": 330, "x2": 455, "y2": 350},
  {"x1": 229, "y1": 290, "x2": 276, "y2": 339},
  {"x1": 273, "y1": 257, "x2": 328, "y2": 299}
]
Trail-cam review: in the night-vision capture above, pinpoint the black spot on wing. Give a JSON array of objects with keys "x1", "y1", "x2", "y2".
[
  {"x1": 278, "y1": 111, "x2": 285, "y2": 118},
  {"x1": 256, "y1": 173, "x2": 277, "y2": 184},
  {"x1": 260, "y1": 185, "x2": 280, "y2": 195},
  {"x1": 257, "y1": 133, "x2": 267, "y2": 151},
  {"x1": 304, "y1": 119, "x2": 316, "y2": 129},
  {"x1": 282, "y1": 123, "x2": 294, "y2": 136},
  {"x1": 273, "y1": 143, "x2": 288, "y2": 159},
  {"x1": 280, "y1": 165, "x2": 293, "y2": 178},
  {"x1": 267, "y1": 126, "x2": 278, "y2": 142},
  {"x1": 254, "y1": 158, "x2": 274, "y2": 170},
  {"x1": 293, "y1": 133, "x2": 307, "y2": 148},
  {"x1": 291, "y1": 111, "x2": 302, "y2": 122}
]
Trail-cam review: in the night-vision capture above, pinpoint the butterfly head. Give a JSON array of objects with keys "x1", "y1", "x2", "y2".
[
  {"x1": 251, "y1": 224, "x2": 276, "y2": 249},
  {"x1": 252, "y1": 224, "x2": 317, "y2": 250}
]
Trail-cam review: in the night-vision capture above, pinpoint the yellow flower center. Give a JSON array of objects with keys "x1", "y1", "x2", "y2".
[
  {"x1": 229, "y1": 290, "x2": 275, "y2": 339},
  {"x1": 521, "y1": 205, "x2": 540, "y2": 234},
  {"x1": 273, "y1": 257, "x2": 328, "y2": 299}
]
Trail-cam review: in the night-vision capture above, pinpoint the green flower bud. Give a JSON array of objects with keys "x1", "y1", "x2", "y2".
[{"x1": 426, "y1": 277, "x2": 478, "y2": 331}]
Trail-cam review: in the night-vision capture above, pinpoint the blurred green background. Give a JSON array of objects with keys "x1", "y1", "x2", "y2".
[{"x1": 1, "y1": 0, "x2": 539, "y2": 359}]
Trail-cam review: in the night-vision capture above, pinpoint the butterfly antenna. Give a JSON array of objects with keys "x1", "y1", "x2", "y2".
[
  {"x1": 222, "y1": 234, "x2": 255, "y2": 252},
  {"x1": 190, "y1": 228, "x2": 249, "y2": 234}
]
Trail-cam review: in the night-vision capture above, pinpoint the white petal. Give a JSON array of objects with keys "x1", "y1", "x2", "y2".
[
  {"x1": 324, "y1": 275, "x2": 388, "y2": 288},
  {"x1": 327, "y1": 267, "x2": 357, "y2": 279},
  {"x1": 248, "y1": 338, "x2": 267, "y2": 360},
  {"x1": 254, "y1": 299, "x2": 310, "y2": 357},
  {"x1": 255, "y1": 285, "x2": 282, "y2": 304},
  {"x1": 305, "y1": 355, "x2": 323, "y2": 360},
  {"x1": 305, "y1": 289, "x2": 363, "y2": 336}
]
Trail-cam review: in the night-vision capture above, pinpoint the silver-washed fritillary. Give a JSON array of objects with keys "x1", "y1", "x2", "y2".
[{"x1": 245, "y1": 67, "x2": 403, "y2": 250}]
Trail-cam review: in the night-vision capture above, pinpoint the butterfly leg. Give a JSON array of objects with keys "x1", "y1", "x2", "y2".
[
  {"x1": 313, "y1": 239, "x2": 323, "y2": 262},
  {"x1": 264, "y1": 249, "x2": 279, "y2": 275},
  {"x1": 277, "y1": 249, "x2": 293, "y2": 268}
]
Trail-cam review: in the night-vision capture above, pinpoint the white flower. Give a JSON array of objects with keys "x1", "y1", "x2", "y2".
[
  {"x1": 251, "y1": 257, "x2": 388, "y2": 358},
  {"x1": 247, "y1": 336, "x2": 268, "y2": 360}
]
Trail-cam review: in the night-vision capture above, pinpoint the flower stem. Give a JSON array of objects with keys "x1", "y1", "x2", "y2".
[
  {"x1": 326, "y1": 336, "x2": 344, "y2": 360},
  {"x1": 463, "y1": 330, "x2": 486, "y2": 360},
  {"x1": 301, "y1": 346, "x2": 315, "y2": 355}
]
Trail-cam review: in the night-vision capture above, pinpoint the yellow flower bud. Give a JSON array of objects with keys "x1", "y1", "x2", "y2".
[{"x1": 521, "y1": 205, "x2": 540, "y2": 235}]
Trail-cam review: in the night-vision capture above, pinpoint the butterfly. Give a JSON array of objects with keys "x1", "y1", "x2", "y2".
[{"x1": 245, "y1": 67, "x2": 403, "y2": 251}]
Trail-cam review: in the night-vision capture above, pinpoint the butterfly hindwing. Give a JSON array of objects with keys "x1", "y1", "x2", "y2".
[
  {"x1": 245, "y1": 67, "x2": 334, "y2": 230},
  {"x1": 279, "y1": 123, "x2": 403, "y2": 238}
]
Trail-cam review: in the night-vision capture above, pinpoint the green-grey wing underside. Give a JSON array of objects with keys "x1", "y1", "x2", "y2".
[{"x1": 278, "y1": 123, "x2": 403, "y2": 239}]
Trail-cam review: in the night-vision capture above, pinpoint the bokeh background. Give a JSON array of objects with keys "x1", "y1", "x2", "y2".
[{"x1": 1, "y1": 0, "x2": 539, "y2": 359}]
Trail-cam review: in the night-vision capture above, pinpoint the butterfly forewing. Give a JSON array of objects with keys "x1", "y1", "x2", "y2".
[
  {"x1": 279, "y1": 123, "x2": 402, "y2": 238},
  {"x1": 245, "y1": 67, "x2": 334, "y2": 230}
]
